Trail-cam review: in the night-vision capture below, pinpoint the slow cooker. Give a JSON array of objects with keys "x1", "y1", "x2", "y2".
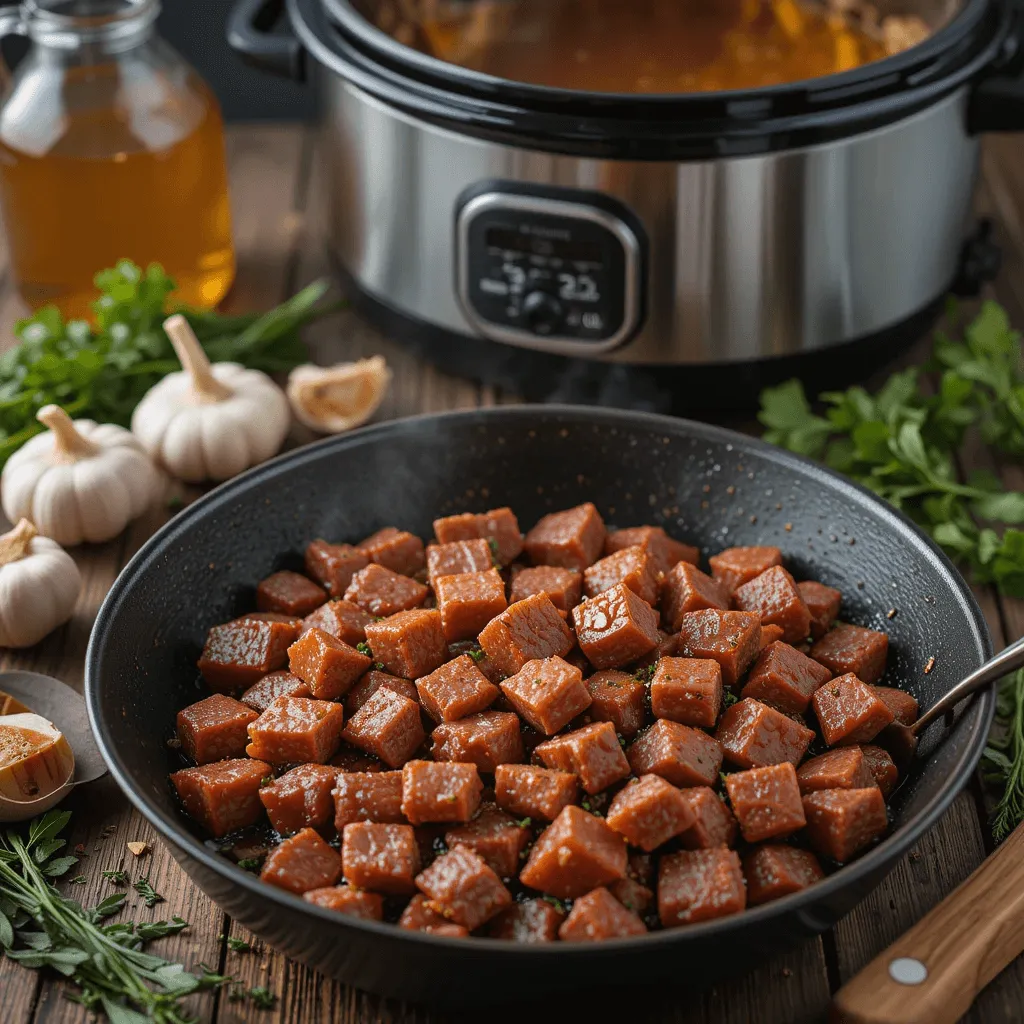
[{"x1": 229, "y1": 0, "x2": 1024, "y2": 405}]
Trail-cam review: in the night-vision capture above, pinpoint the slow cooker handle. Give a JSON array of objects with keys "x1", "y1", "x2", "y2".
[
  {"x1": 227, "y1": 0, "x2": 305, "y2": 82},
  {"x1": 968, "y1": 6, "x2": 1024, "y2": 133}
]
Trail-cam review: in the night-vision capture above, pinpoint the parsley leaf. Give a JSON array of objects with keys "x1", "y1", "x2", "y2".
[
  {"x1": 102, "y1": 869, "x2": 128, "y2": 884},
  {"x1": 133, "y1": 876, "x2": 164, "y2": 907}
]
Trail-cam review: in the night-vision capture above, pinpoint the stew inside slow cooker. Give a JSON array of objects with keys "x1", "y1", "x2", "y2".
[{"x1": 358, "y1": 0, "x2": 941, "y2": 93}]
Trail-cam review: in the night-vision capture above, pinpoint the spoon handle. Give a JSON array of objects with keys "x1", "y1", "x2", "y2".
[{"x1": 915, "y1": 633, "x2": 1024, "y2": 733}]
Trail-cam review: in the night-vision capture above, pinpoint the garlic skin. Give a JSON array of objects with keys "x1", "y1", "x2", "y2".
[
  {"x1": 287, "y1": 356, "x2": 392, "y2": 433},
  {"x1": 0, "y1": 519, "x2": 81, "y2": 649},
  {"x1": 0, "y1": 711, "x2": 75, "y2": 820},
  {"x1": 131, "y1": 315, "x2": 290, "y2": 482},
  {"x1": 2, "y1": 407, "x2": 158, "y2": 546}
]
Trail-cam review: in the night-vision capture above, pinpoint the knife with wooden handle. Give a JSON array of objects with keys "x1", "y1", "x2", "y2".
[{"x1": 830, "y1": 820, "x2": 1024, "y2": 1023}]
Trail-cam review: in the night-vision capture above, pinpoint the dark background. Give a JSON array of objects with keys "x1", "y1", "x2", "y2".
[{"x1": 161, "y1": 0, "x2": 312, "y2": 120}]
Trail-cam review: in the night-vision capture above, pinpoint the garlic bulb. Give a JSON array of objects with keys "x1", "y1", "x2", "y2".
[
  {"x1": 131, "y1": 315, "x2": 291, "y2": 482},
  {"x1": 0, "y1": 711, "x2": 75, "y2": 821},
  {"x1": 0, "y1": 519, "x2": 81, "y2": 648},
  {"x1": 287, "y1": 356, "x2": 391, "y2": 433},
  {"x1": 1, "y1": 408, "x2": 158, "y2": 546}
]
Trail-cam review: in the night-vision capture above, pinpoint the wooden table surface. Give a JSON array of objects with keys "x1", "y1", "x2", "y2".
[{"x1": 2, "y1": 124, "x2": 1024, "y2": 1024}]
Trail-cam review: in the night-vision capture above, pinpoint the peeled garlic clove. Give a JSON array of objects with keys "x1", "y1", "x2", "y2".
[
  {"x1": 287, "y1": 357, "x2": 392, "y2": 434},
  {"x1": 0, "y1": 712, "x2": 75, "y2": 821}
]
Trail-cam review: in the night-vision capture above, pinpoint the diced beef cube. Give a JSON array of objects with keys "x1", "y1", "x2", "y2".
[
  {"x1": 240, "y1": 671, "x2": 311, "y2": 714},
  {"x1": 573, "y1": 583, "x2": 660, "y2": 670},
  {"x1": 344, "y1": 564, "x2": 429, "y2": 617},
  {"x1": 235, "y1": 611, "x2": 303, "y2": 627},
  {"x1": 871, "y1": 686, "x2": 919, "y2": 726},
  {"x1": 434, "y1": 507, "x2": 524, "y2": 566},
  {"x1": 259, "y1": 763, "x2": 339, "y2": 834},
  {"x1": 399, "y1": 894, "x2": 470, "y2": 937},
  {"x1": 678, "y1": 786, "x2": 739, "y2": 849},
  {"x1": 176, "y1": 693, "x2": 257, "y2": 764},
  {"x1": 333, "y1": 770, "x2": 406, "y2": 829},
  {"x1": 861, "y1": 744, "x2": 899, "y2": 799},
  {"x1": 509, "y1": 566, "x2": 582, "y2": 611},
  {"x1": 300, "y1": 599, "x2": 373, "y2": 647},
  {"x1": 627, "y1": 850, "x2": 656, "y2": 888},
  {"x1": 797, "y1": 747, "x2": 875, "y2": 794},
  {"x1": 432, "y1": 711, "x2": 523, "y2": 772},
  {"x1": 742, "y1": 641, "x2": 832, "y2": 715},
  {"x1": 401, "y1": 760, "x2": 483, "y2": 825},
  {"x1": 708, "y1": 546, "x2": 783, "y2": 595},
  {"x1": 171, "y1": 758, "x2": 271, "y2": 837},
  {"x1": 494, "y1": 764, "x2": 578, "y2": 822},
  {"x1": 416, "y1": 845, "x2": 512, "y2": 930},
  {"x1": 416, "y1": 654, "x2": 499, "y2": 723},
  {"x1": 585, "y1": 670, "x2": 646, "y2": 738},
  {"x1": 627, "y1": 719, "x2": 722, "y2": 788},
  {"x1": 288, "y1": 627, "x2": 371, "y2": 700},
  {"x1": 358, "y1": 527, "x2": 425, "y2": 577},
  {"x1": 558, "y1": 887, "x2": 647, "y2": 941},
  {"x1": 605, "y1": 525, "x2": 699, "y2": 578},
  {"x1": 261, "y1": 827, "x2": 342, "y2": 894},
  {"x1": 342, "y1": 688, "x2": 425, "y2": 768},
  {"x1": 802, "y1": 787, "x2": 888, "y2": 863},
  {"x1": 677, "y1": 609, "x2": 762, "y2": 687},
  {"x1": 536, "y1": 722, "x2": 631, "y2": 795},
  {"x1": 733, "y1": 566, "x2": 812, "y2": 645},
  {"x1": 500, "y1": 656, "x2": 591, "y2": 735},
  {"x1": 716, "y1": 699, "x2": 815, "y2": 769},
  {"x1": 606, "y1": 774, "x2": 696, "y2": 851},
  {"x1": 798, "y1": 581, "x2": 842, "y2": 639},
  {"x1": 519, "y1": 805, "x2": 627, "y2": 899},
  {"x1": 608, "y1": 876, "x2": 654, "y2": 916},
  {"x1": 650, "y1": 657, "x2": 723, "y2": 728},
  {"x1": 303, "y1": 885, "x2": 384, "y2": 920},
  {"x1": 744, "y1": 845, "x2": 825, "y2": 906},
  {"x1": 444, "y1": 805, "x2": 531, "y2": 878},
  {"x1": 304, "y1": 540, "x2": 370, "y2": 598},
  {"x1": 435, "y1": 569, "x2": 508, "y2": 642},
  {"x1": 524, "y1": 502, "x2": 606, "y2": 571},
  {"x1": 487, "y1": 898, "x2": 564, "y2": 942},
  {"x1": 256, "y1": 570, "x2": 327, "y2": 617},
  {"x1": 427, "y1": 539, "x2": 493, "y2": 585},
  {"x1": 478, "y1": 594, "x2": 574, "y2": 676},
  {"x1": 342, "y1": 822, "x2": 419, "y2": 894},
  {"x1": 658, "y1": 849, "x2": 746, "y2": 926},
  {"x1": 198, "y1": 619, "x2": 295, "y2": 692},
  {"x1": 365, "y1": 608, "x2": 447, "y2": 679},
  {"x1": 758, "y1": 624, "x2": 786, "y2": 650},
  {"x1": 246, "y1": 696, "x2": 346, "y2": 764},
  {"x1": 724, "y1": 763, "x2": 806, "y2": 843},
  {"x1": 583, "y1": 545, "x2": 659, "y2": 607},
  {"x1": 812, "y1": 673, "x2": 895, "y2": 746},
  {"x1": 809, "y1": 623, "x2": 889, "y2": 685},
  {"x1": 345, "y1": 670, "x2": 419, "y2": 715},
  {"x1": 661, "y1": 562, "x2": 730, "y2": 633}
]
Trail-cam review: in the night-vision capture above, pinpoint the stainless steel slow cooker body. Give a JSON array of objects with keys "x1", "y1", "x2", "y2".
[{"x1": 230, "y1": 0, "x2": 1024, "y2": 369}]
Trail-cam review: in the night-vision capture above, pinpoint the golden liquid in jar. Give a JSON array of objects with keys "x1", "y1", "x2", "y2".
[
  {"x1": 0, "y1": 77, "x2": 234, "y2": 320},
  {"x1": 379, "y1": 0, "x2": 896, "y2": 94}
]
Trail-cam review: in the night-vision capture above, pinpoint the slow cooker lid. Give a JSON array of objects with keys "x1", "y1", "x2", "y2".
[
  {"x1": 289, "y1": 0, "x2": 1013, "y2": 157},
  {"x1": 339, "y1": 0, "x2": 962, "y2": 97}
]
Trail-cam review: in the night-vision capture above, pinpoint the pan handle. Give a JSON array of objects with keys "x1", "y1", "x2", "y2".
[
  {"x1": 830, "y1": 819, "x2": 1024, "y2": 1024},
  {"x1": 227, "y1": 0, "x2": 306, "y2": 82}
]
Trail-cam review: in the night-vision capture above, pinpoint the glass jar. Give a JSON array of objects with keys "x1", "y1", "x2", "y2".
[{"x1": 0, "y1": 0, "x2": 235, "y2": 318}]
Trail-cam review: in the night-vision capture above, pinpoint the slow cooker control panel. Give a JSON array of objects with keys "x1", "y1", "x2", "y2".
[{"x1": 456, "y1": 186, "x2": 645, "y2": 355}]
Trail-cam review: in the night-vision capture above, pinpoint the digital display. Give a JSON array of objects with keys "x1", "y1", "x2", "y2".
[{"x1": 486, "y1": 227, "x2": 603, "y2": 264}]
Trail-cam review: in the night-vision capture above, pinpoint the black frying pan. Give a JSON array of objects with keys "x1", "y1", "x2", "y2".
[{"x1": 84, "y1": 406, "x2": 993, "y2": 1003}]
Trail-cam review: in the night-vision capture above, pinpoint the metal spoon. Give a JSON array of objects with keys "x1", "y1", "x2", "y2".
[{"x1": 877, "y1": 633, "x2": 1024, "y2": 774}]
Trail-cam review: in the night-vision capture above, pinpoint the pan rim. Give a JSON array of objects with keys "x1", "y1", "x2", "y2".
[{"x1": 85, "y1": 404, "x2": 993, "y2": 957}]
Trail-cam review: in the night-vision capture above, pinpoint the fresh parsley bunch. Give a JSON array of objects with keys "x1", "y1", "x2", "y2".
[
  {"x1": 0, "y1": 810, "x2": 228, "y2": 1022},
  {"x1": 0, "y1": 260, "x2": 339, "y2": 470},
  {"x1": 759, "y1": 301, "x2": 1024, "y2": 597}
]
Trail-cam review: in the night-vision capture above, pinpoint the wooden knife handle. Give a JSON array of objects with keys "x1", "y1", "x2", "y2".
[{"x1": 831, "y1": 820, "x2": 1024, "y2": 1024}]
